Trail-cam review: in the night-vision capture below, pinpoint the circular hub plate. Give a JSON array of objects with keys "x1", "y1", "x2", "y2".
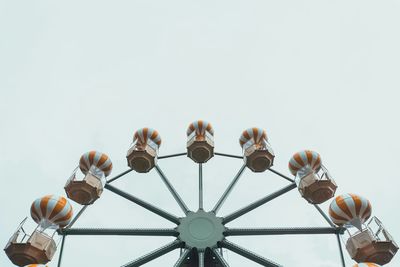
[{"x1": 177, "y1": 210, "x2": 225, "y2": 250}]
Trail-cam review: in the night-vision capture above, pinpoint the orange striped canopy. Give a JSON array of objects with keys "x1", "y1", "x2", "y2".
[
  {"x1": 25, "y1": 265, "x2": 48, "y2": 267},
  {"x1": 239, "y1": 127, "x2": 267, "y2": 148},
  {"x1": 329, "y1": 193, "x2": 372, "y2": 230},
  {"x1": 353, "y1": 263, "x2": 381, "y2": 267},
  {"x1": 288, "y1": 150, "x2": 322, "y2": 176},
  {"x1": 133, "y1": 128, "x2": 162, "y2": 147},
  {"x1": 79, "y1": 151, "x2": 113, "y2": 177},
  {"x1": 31, "y1": 195, "x2": 73, "y2": 229},
  {"x1": 186, "y1": 120, "x2": 214, "y2": 137}
]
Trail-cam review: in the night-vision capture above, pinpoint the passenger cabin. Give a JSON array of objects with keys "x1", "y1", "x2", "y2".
[
  {"x1": 186, "y1": 120, "x2": 214, "y2": 163},
  {"x1": 4, "y1": 219, "x2": 57, "y2": 266},
  {"x1": 346, "y1": 217, "x2": 398, "y2": 265}
]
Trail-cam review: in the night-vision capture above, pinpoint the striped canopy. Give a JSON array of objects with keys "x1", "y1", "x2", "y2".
[
  {"x1": 288, "y1": 150, "x2": 322, "y2": 176},
  {"x1": 187, "y1": 120, "x2": 214, "y2": 137},
  {"x1": 25, "y1": 265, "x2": 49, "y2": 267},
  {"x1": 79, "y1": 151, "x2": 113, "y2": 177},
  {"x1": 31, "y1": 195, "x2": 73, "y2": 229},
  {"x1": 329, "y1": 193, "x2": 372, "y2": 230},
  {"x1": 239, "y1": 127, "x2": 267, "y2": 148},
  {"x1": 133, "y1": 128, "x2": 162, "y2": 147}
]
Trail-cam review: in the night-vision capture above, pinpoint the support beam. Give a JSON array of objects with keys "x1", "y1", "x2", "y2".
[
  {"x1": 212, "y1": 249, "x2": 230, "y2": 267},
  {"x1": 198, "y1": 251, "x2": 205, "y2": 267},
  {"x1": 225, "y1": 227, "x2": 343, "y2": 236},
  {"x1": 223, "y1": 183, "x2": 296, "y2": 224},
  {"x1": 199, "y1": 163, "x2": 204, "y2": 210},
  {"x1": 66, "y1": 205, "x2": 88, "y2": 229},
  {"x1": 220, "y1": 239, "x2": 282, "y2": 267},
  {"x1": 107, "y1": 169, "x2": 134, "y2": 184},
  {"x1": 212, "y1": 164, "x2": 246, "y2": 214},
  {"x1": 105, "y1": 183, "x2": 180, "y2": 225},
  {"x1": 158, "y1": 153, "x2": 187, "y2": 160},
  {"x1": 59, "y1": 228, "x2": 178, "y2": 237},
  {"x1": 215, "y1": 152, "x2": 243, "y2": 159},
  {"x1": 314, "y1": 204, "x2": 335, "y2": 227},
  {"x1": 57, "y1": 235, "x2": 66, "y2": 267},
  {"x1": 121, "y1": 239, "x2": 183, "y2": 267},
  {"x1": 267, "y1": 168, "x2": 294, "y2": 183},
  {"x1": 336, "y1": 234, "x2": 346, "y2": 267},
  {"x1": 173, "y1": 249, "x2": 191, "y2": 267},
  {"x1": 155, "y1": 165, "x2": 190, "y2": 214}
]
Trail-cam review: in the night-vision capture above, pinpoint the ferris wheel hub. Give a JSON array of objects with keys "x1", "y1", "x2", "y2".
[{"x1": 177, "y1": 210, "x2": 225, "y2": 250}]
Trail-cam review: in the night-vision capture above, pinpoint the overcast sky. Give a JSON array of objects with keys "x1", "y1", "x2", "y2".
[{"x1": 1, "y1": 0, "x2": 400, "y2": 266}]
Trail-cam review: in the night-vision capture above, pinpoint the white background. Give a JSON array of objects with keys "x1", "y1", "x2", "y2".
[{"x1": 1, "y1": 0, "x2": 399, "y2": 266}]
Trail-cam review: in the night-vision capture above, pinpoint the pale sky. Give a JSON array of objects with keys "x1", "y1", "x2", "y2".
[{"x1": 1, "y1": 0, "x2": 399, "y2": 266}]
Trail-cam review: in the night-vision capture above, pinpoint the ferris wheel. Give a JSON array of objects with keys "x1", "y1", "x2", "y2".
[{"x1": 4, "y1": 121, "x2": 398, "y2": 267}]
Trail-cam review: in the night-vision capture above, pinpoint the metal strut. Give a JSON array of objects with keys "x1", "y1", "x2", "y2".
[
  {"x1": 224, "y1": 227, "x2": 343, "y2": 236},
  {"x1": 105, "y1": 183, "x2": 180, "y2": 225},
  {"x1": 155, "y1": 165, "x2": 190, "y2": 214},
  {"x1": 57, "y1": 235, "x2": 66, "y2": 267},
  {"x1": 223, "y1": 183, "x2": 297, "y2": 224},
  {"x1": 336, "y1": 234, "x2": 346, "y2": 267},
  {"x1": 212, "y1": 248, "x2": 230, "y2": 267},
  {"x1": 173, "y1": 249, "x2": 191, "y2": 267},
  {"x1": 198, "y1": 251, "x2": 205, "y2": 267},
  {"x1": 220, "y1": 239, "x2": 282, "y2": 267},
  {"x1": 121, "y1": 239, "x2": 183, "y2": 267},
  {"x1": 199, "y1": 163, "x2": 204, "y2": 210},
  {"x1": 59, "y1": 228, "x2": 178, "y2": 237},
  {"x1": 212, "y1": 164, "x2": 247, "y2": 214}
]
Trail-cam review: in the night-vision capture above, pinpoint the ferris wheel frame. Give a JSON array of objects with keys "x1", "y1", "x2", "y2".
[{"x1": 56, "y1": 151, "x2": 347, "y2": 267}]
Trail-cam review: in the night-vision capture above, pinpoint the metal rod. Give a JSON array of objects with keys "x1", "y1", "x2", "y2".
[
  {"x1": 314, "y1": 204, "x2": 336, "y2": 227},
  {"x1": 215, "y1": 152, "x2": 243, "y2": 159},
  {"x1": 199, "y1": 163, "x2": 203, "y2": 210},
  {"x1": 336, "y1": 234, "x2": 346, "y2": 267},
  {"x1": 155, "y1": 165, "x2": 190, "y2": 214},
  {"x1": 66, "y1": 205, "x2": 88, "y2": 229},
  {"x1": 107, "y1": 169, "x2": 134, "y2": 184},
  {"x1": 212, "y1": 248, "x2": 230, "y2": 267},
  {"x1": 199, "y1": 251, "x2": 205, "y2": 267},
  {"x1": 57, "y1": 235, "x2": 66, "y2": 267},
  {"x1": 267, "y1": 168, "x2": 295, "y2": 183},
  {"x1": 212, "y1": 164, "x2": 247, "y2": 214},
  {"x1": 59, "y1": 228, "x2": 178, "y2": 236},
  {"x1": 158, "y1": 153, "x2": 187, "y2": 159},
  {"x1": 121, "y1": 239, "x2": 183, "y2": 267},
  {"x1": 105, "y1": 183, "x2": 180, "y2": 225},
  {"x1": 173, "y1": 249, "x2": 191, "y2": 267},
  {"x1": 225, "y1": 227, "x2": 342, "y2": 236},
  {"x1": 223, "y1": 183, "x2": 297, "y2": 224},
  {"x1": 220, "y1": 239, "x2": 282, "y2": 267}
]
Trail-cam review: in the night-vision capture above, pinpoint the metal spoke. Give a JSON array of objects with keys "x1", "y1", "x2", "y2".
[
  {"x1": 215, "y1": 152, "x2": 243, "y2": 159},
  {"x1": 66, "y1": 205, "x2": 88, "y2": 229},
  {"x1": 212, "y1": 164, "x2": 247, "y2": 214},
  {"x1": 225, "y1": 227, "x2": 343, "y2": 236},
  {"x1": 212, "y1": 248, "x2": 230, "y2": 267},
  {"x1": 121, "y1": 239, "x2": 183, "y2": 267},
  {"x1": 57, "y1": 235, "x2": 66, "y2": 267},
  {"x1": 220, "y1": 239, "x2": 282, "y2": 267},
  {"x1": 223, "y1": 183, "x2": 297, "y2": 224},
  {"x1": 314, "y1": 204, "x2": 335, "y2": 227},
  {"x1": 59, "y1": 228, "x2": 178, "y2": 237},
  {"x1": 199, "y1": 163, "x2": 204, "y2": 210},
  {"x1": 198, "y1": 251, "x2": 205, "y2": 267},
  {"x1": 155, "y1": 165, "x2": 190, "y2": 214},
  {"x1": 158, "y1": 152, "x2": 187, "y2": 159},
  {"x1": 267, "y1": 168, "x2": 294, "y2": 183},
  {"x1": 107, "y1": 169, "x2": 134, "y2": 184},
  {"x1": 173, "y1": 249, "x2": 191, "y2": 267},
  {"x1": 336, "y1": 234, "x2": 346, "y2": 267},
  {"x1": 105, "y1": 183, "x2": 180, "y2": 225}
]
